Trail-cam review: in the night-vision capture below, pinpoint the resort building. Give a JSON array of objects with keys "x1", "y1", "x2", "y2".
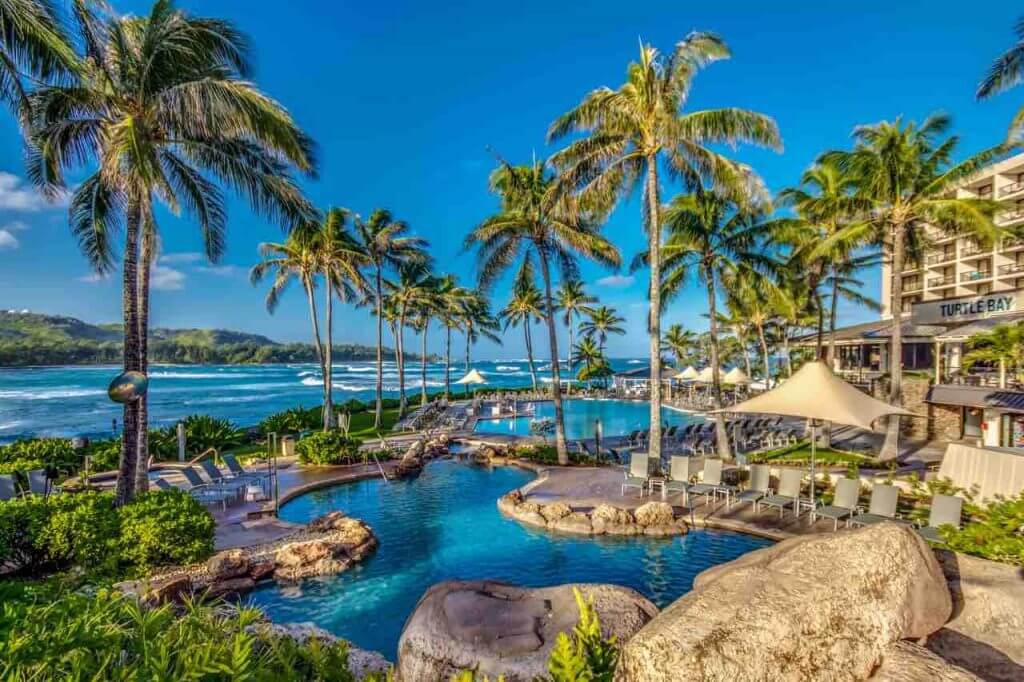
[{"x1": 798, "y1": 151, "x2": 1024, "y2": 448}]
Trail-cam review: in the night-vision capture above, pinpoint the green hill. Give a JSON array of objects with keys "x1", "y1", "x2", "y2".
[{"x1": 0, "y1": 311, "x2": 427, "y2": 366}]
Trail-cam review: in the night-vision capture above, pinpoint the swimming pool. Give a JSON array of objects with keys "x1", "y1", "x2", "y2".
[
  {"x1": 247, "y1": 460, "x2": 771, "y2": 660},
  {"x1": 472, "y1": 398, "x2": 702, "y2": 439}
]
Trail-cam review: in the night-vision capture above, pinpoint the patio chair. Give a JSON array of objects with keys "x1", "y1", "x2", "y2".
[
  {"x1": 687, "y1": 459, "x2": 737, "y2": 506},
  {"x1": 152, "y1": 477, "x2": 173, "y2": 491},
  {"x1": 811, "y1": 478, "x2": 862, "y2": 530},
  {"x1": 916, "y1": 494, "x2": 963, "y2": 544},
  {"x1": 758, "y1": 468, "x2": 805, "y2": 518},
  {"x1": 849, "y1": 484, "x2": 908, "y2": 527},
  {"x1": 181, "y1": 466, "x2": 237, "y2": 509},
  {"x1": 0, "y1": 473, "x2": 21, "y2": 501},
  {"x1": 223, "y1": 454, "x2": 271, "y2": 491},
  {"x1": 621, "y1": 452, "x2": 650, "y2": 497},
  {"x1": 732, "y1": 464, "x2": 770, "y2": 509},
  {"x1": 198, "y1": 459, "x2": 248, "y2": 492},
  {"x1": 663, "y1": 455, "x2": 693, "y2": 502},
  {"x1": 27, "y1": 469, "x2": 52, "y2": 497}
]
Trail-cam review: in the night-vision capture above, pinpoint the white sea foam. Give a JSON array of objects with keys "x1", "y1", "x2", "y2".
[
  {"x1": 0, "y1": 388, "x2": 103, "y2": 400},
  {"x1": 496, "y1": 365, "x2": 521, "y2": 372},
  {"x1": 627, "y1": 359, "x2": 644, "y2": 364},
  {"x1": 149, "y1": 371, "x2": 257, "y2": 379}
]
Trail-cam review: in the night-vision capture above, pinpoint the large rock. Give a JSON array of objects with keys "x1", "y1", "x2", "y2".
[
  {"x1": 539, "y1": 502, "x2": 572, "y2": 523},
  {"x1": 550, "y1": 511, "x2": 593, "y2": 534},
  {"x1": 397, "y1": 580, "x2": 657, "y2": 681},
  {"x1": 870, "y1": 642, "x2": 980, "y2": 681},
  {"x1": 274, "y1": 518, "x2": 378, "y2": 581},
  {"x1": 592, "y1": 504, "x2": 633, "y2": 526},
  {"x1": 926, "y1": 551, "x2": 1024, "y2": 682},
  {"x1": 617, "y1": 523, "x2": 952, "y2": 681},
  {"x1": 633, "y1": 501, "x2": 674, "y2": 527},
  {"x1": 206, "y1": 549, "x2": 251, "y2": 580},
  {"x1": 255, "y1": 622, "x2": 390, "y2": 679}
]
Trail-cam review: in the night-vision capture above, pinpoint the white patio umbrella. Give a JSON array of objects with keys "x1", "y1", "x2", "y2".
[
  {"x1": 713, "y1": 361, "x2": 917, "y2": 512},
  {"x1": 454, "y1": 369, "x2": 488, "y2": 385},
  {"x1": 675, "y1": 366, "x2": 699, "y2": 380},
  {"x1": 723, "y1": 367, "x2": 751, "y2": 385}
]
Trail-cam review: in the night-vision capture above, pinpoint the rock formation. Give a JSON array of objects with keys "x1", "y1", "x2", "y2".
[{"x1": 497, "y1": 492, "x2": 687, "y2": 537}]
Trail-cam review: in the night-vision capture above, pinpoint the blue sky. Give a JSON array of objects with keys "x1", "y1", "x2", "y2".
[{"x1": 0, "y1": 0, "x2": 1018, "y2": 359}]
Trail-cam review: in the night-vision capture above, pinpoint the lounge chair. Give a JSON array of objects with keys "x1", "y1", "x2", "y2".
[
  {"x1": 916, "y1": 494, "x2": 963, "y2": 544},
  {"x1": 0, "y1": 474, "x2": 21, "y2": 501},
  {"x1": 223, "y1": 454, "x2": 271, "y2": 491},
  {"x1": 181, "y1": 466, "x2": 236, "y2": 509},
  {"x1": 849, "y1": 484, "x2": 907, "y2": 527},
  {"x1": 758, "y1": 468, "x2": 804, "y2": 518},
  {"x1": 811, "y1": 478, "x2": 862, "y2": 530},
  {"x1": 732, "y1": 464, "x2": 770, "y2": 509},
  {"x1": 152, "y1": 477, "x2": 173, "y2": 491},
  {"x1": 198, "y1": 459, "x2": 248, "y2": 492},
  {"x1": 621, "y1": 452, "x2": 650, "y2": 497},
  {"x1": 663, "y1": 456, "x2": 694, "y2": 502},
  {"x1": 27, "y1": 468, "x2": 51, "y2": 497},
  {"x1": 687, "y1": 459, "x2": 737, "y2": 506}
]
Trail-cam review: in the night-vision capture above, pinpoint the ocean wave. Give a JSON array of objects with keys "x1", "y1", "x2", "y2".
[
  {"x1": 496, "y1": 365, "x2": 521, "y2": 372},
  {"x1": 627, "y1": 359, "x2": 644, "y2": 364},
  {"x1": 0, "y1": 388, "x2": 104, "y2": 400},
  {"x1": 149, "y1": 371, "x2": 258, "y2": 379}
]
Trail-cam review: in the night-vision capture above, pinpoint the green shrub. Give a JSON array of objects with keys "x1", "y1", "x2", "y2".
[
  {"x1": 149, "y1": 414, "x2": 245, "y2": 459},
  {"x1": 260, "y1": 405, "x2": 322, "y2": 435},
  {"x1": 339, "y1": 399, "x2": 367, "y2": 414},
  {"x1": 296, "y1": 432, "x2": 363, "y2": 466},
  {"x1": 81, "y1": 438, "x2": 121, "y2": 472},
  {"x1": 547, "y1": 589, "x2": 618, "y2": 682},
  {"x1": 0, "y1": 458, "x2": 46, "y2": 476},
  {"x1": 118, "y1": 489, "x2": 215, "y2": 570},
  {"x1": 0, "y1": 588, "x2": 357, "y2": 681},
  {"x1": 0, "y1": 438, "x2": 77, "y2": 473},
  {"x1": 512, "y1": 444, "x2": 588, "y2": 466},
  {"x1": 39, "y1": 492, "x2": 120, "y2": 573},
  {"x1": 943, "y1": 492, "x2": 1024, "y2": 565},
  {"x1": 0, "y1": 497, "x2": 53, "y2": 570}
]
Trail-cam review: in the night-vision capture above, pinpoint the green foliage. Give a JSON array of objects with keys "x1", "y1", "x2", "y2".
[
  {"x1": 149, "y1": 414, "x2": 246, "y2": 459},
  {"x1": 118, "y1": 490, "x2": 215, "y2": 571},
  {"x1": 297, "y1": 432, "x2": 364, "y2": 466},
  {"x1": 0, "y1": 588, "x2": 357, "y2": 680},
  {"x1": 81, "y1": 438, "x2": 122, "y2": 472},
  {"x1": 0, "y1": 438, "x2": 77, "y2": 473},
  {"x1": 0, "y1": 497, "x2": 53, "y2": 569},
  {"x1": 39, "y1": 492, "x2": 121, "y2": 574},
  {"x1": 513, "y1": 444, "x2": 589, "y2": 466},
  {"x1": 943, "y1": 492, "x2": 1024, "y2": 565},
  {"x1": 260, "y1": 406, "x2": 322, "y2": 435},
  {"x1": 547, "y1": 589, "x2": 618, "y2": 682}
]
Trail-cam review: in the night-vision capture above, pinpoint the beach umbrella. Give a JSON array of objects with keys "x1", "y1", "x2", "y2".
[
  {"x1": 454, "y1": 369, "x2": 488, "y2": 385},
  {"x1": 723, "y1": 367, "x2": 751, "y2": 385},
  {"x1": 675, "y1": 366, "x2": 699, "y2": 380},
  {"x1": 713, "y1": 361, "x2": 917, "y2": 511},
  {"x1": 695, "y1": 366, "x2": 723, "y2": 383}
]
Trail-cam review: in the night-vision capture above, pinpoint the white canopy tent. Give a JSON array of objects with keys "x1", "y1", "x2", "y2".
[
  {"x1": 714, "y1": 361, "x2": 917, "y2": 507},
  {"x1": 695, "y1": 366, "x2": 723, "y2": 383},
  {"x1": 675, "y1": 366, "x2": 699, "y2": 381},
  {"x1": 723, "y1": 367, "x2": 751, "y2": 385},
  {"x1": 454, "y1": 369, "x2": 488, "y2": 385}
]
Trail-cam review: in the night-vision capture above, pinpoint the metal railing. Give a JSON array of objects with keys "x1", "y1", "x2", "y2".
[
  {"x1": 1000, "y1": 208, "x2": 1024, "y2": 223},
  {"x1": 998, "y1": 262, "x2": 1024, "y2": 276},
  {"x1": 903, "y1": 280, "x2": 923, "y2": 292},
  {"x1": 960, "y1": 270, "x2": 992, "y2": 282},
  {"x1": 927, "y1": 276, "x2": 955, "y2": 288},
  {"x1": 960, "y1": 244, "x2": 988, "y2": 258},
  {"x1": 1000, "y1": 181, "x2": 1024, "y2": 197},
  {"x1": 925, "y1": 251, "x2": 955, "y2": 265}
]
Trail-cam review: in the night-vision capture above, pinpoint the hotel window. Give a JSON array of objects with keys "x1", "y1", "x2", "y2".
[
  {"x1": 976, "y1": 283, "x2": 992, "y2": 295},
  {"x1": 978, "y1": 184, "x2": 993, "y2": 199}
]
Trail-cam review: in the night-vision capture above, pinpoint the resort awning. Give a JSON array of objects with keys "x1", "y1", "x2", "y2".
[
  {"x1": 675, "y1": 365, "x2": 699, "y2": 380},
  {"x1": 714, "y1": 361, "x2": 916, "y2": 430},
  {"x1": 934, "y1": 313, "x2": 1024, "y2": 342},
  {"x1": 723, "y1": 367, "x2": 751, "y2": 385},
  {"x1": 454, "y1": 369, "x2": 488, "y2": 385},
  {"x1": 695, "y1": 366, "x2": 722, "y2": 383},
  {"x1": 926, "y1": 384, "x2": 1024, "y2": 412}
]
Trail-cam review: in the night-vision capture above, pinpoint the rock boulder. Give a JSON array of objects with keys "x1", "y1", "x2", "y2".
[
  {"x1": 397, "y1": 580, "x2": 657, "y2": 681},
  {"x1": 539, "y1": 502, "x2": 572, "y2": 523},
  {"x1": 274, "y1": 517, "x2": 378, "y2": 581},
  {"x1": 206, "y1": 549, "x2": 251, "y2": 580},
  {"x1": 871, "y1": 642, "x2": 981, "y2": 681},
  {"x1": 617, "y1": 523, "x2": 952, "y2": 681},
  {"x1": 633, "y1": 502, "x2": 674, "y2": 527}
]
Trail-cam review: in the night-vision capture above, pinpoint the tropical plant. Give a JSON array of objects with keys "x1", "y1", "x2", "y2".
[
  {"x1": 499, "y1": 266, "x2": 545, "y2": 390},
  {"x1": 457, "y1": 292, "x2": 502, "y2": 396},
  {"x1": 546, "y1": 589, "x2": 619, "y2": 682},
  {"x1": 295, "y1": 432, "x2": 363, "y2": 466},
  {"x1": 353, "y1": 209, "x2": 429, "y2": 428},
  {"x1": 385, "y1": 260, "x2": 439, "y2": 415},
  {"x1": 661, "y1": 323, "x2": 698, "y2": 366},
  {"x1": 259, "y1": 406, "x2": 322, "y2": 436},
  {"x1": 977, "y1": 16, "x2": 1024, "y2": 143},
  {"x1": 579, "y1": 306, "x2": 625, "y2": 358},
  {"x1": 155, "y1": 414, "x2": 245, "y2": 457},
  {"x1": 655, "y1": 188, "x2": 775, "y2": 460},
  {"x1": 0, "y1": 0, "x2": 77, "y2": 125},
  {"x1": 548, "y1": 33, "x2": 781, "y2": 464},
  {"x1": 963, "y1": 322, "x2": 1024, "y2": 388},
  {"x1": 556, "y1": 280, "x2": 596, "y2": 396},
  {"x1": 943, "y1": 492, "x2": 1024, "y2": 565},
  {"x1": 433, "y1": 275, "x2": 473, "y2": 399},
  {"x1": 465, "y1": 159, "x2": 620, "y2": 464},
  {"x1": 117, "y1": 489, "x2": 215, "y2": 570},
  {"x1": 30, "y1": 0, "x2": 317, "y2": 503},
  {"x1": 571, "y1": 337, "x2": 610, "y2": 387},
  {"x1": 822, "y1": 115, "x2": 1002, "y2": 459}
]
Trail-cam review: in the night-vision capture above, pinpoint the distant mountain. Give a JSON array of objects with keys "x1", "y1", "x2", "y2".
[{"x1": 0, "y1": 311, "x2": 433, "y2": 366}]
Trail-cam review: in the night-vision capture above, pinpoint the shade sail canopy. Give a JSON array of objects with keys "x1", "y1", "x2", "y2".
[
  {"x1": 695, "y1": 366, "x2": 723, "y2": 383},
  {"x1": 454, "y1": 369, "x2": 488, "y2": 385},
  {"x1": 675, "y1": 366, "x2": 699, "y2": 380},
  {"x1": 713, "y1": 361, "x2": 917, "y2": 430},
  {"x1": 723, "y1": 367, "x2": 751, "y2": 385}
]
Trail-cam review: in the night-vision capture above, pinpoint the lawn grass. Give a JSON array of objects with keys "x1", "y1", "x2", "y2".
[
  {"x1": 750, "y1": 440, "x2": 872, "y2": 465},
  {"x1": 346, "y1": 408, "x2": 401, "y2": 440}
]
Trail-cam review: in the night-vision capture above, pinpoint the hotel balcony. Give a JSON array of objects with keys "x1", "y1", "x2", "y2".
[
  {"x1": 1000, "y1": 180, "x2": 1024, "y2": 197},
  {"x1": 925, "y1": 251, "x2": 956, "y2": 266},
  {"x1": 998, "y1": 262, "x2": 1024, "y2": 277},
  {"x1": 903, "y1": 280, "x2": 923, "y2": 293},
  {"x1": 960, "y1": 269, "x2": 992, "y2": 283},
  {"x1": 959, "y1": 243, "x2": 989, "y2": 258},
  {"x1": 932, "y1": 229, "x2": 960, "y2": 242},
  {"x1": 999, "y1": 207, "x2": 1024, "y2": 225},
  {"x1": 927, "y1": 275, "x2": 955, "y2": 289},
  {"x1": 1002, "y1": 235, "x2": 1024, "y2": 251}
]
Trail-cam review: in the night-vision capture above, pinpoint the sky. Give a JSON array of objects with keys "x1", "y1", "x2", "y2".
[{"x1": 0, "y1": 0, "x2": 1019, "y2": 359}]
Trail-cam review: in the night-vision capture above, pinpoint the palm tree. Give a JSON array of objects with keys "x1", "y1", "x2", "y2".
[
  {"x1": 556, "y1": 280, "x2": 596, "y2": 396},
  {"x1": 721, "y1": 268, "x2": 779, "y2": 389},
  {"x1": 433, "y1": 275, "x2": 472, "y2": 399},
  {"x1": 385, "y1": 260, "x2": 438, "y2": 416},
  {"x1": 978, "y1": 16, "x2": 1024, "y2": 143},
  {"x1": 571, "y1": 336, "x2": 608, "y2": 387},
  {"x1": 963, "y1": 322, "x2": 1024, "y2": 389},
  {"x1": 580, "y1": 306, "x2": 626, "y2": 357},
  {"x1": 823, "y1": 255, "x2": 882, "y2": 364},
  {"x1": 353, "y1": 209, "x2": 429, "y2": 428},
  {"x1": 714, "y1": 307, "x2": 754, "y2": 378},
  {"x1": 464, "y1": 159, "x2": 620, "y2": 465},
  {"x1": 32, "y1": 0, "x2": 316, "y2": 502},
  {"x1": 656, "y1": 188, "x2": 775, "y2": 460},
  {"x1": 0, "y1": 0, "x2": 77, "y2": 125},
  {"x1": 662, "y1": 323, "x2": 698, "y2": 366},
  {"x1": 548, "y1": 33, "x2": 781, "y2": 464},
  {"x1": 824, "y1": 115, "x2": 1002, "y2": 460},
  {"x1": 499, "y1": 270, "x2": 544, "y2": 390},
  {"x1": 458, "y1": 293, "x2": 502, "y2": 396}
]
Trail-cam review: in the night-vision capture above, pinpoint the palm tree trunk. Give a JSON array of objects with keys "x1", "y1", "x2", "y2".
[
  {"x1": 757, "y1": 322, "x2": 772, "y2": 392},
  {"x1": 525, "y1": 320, "x2": 538, "y2": 390},
  {"x1": 644, "y1": 156, "x2": 663, "y2": 464},
  {"x1": 304, "y1": 280, "x2": 327, "y2": 429},
  {"x1": 738, "y1": 329, "x2": 752, "y2": 378},
  {"x1": 828, "y1": 276, "x2": 840, "y2": 369},
  {"x1": 880, "y1": 224, "x2": 906, "y2": 461},
  {"x1": 133, "y1": 215, "x2": 153, "y2": 495},
  {"x1": 398, "y1": 306, "x2": 408, "y2": 417},
  {"x1": 706, "y1": 270, "x2": 732, "y2": 460},
  {"x1": 323, "y1": 283, "x2": 335, "y2": 430},
  {"x1": 444, "y1": 325, "x2": 452, "y2": 399},
  {"x1": 566, "y1": 318, "x2": 574, "y2": 396},
  {"x1": 374, "y1": 267, "x2": 384, "y2": 429},
  {"x1": 464, "y1": 330, "x2": 471, "y2": 398},
  {"x1": 421, "y1": 323, "x2": 429, "y2": 406},
  {"x1": 115, "y1": 196, "x2": 141, "y2": 506},
  {"x1": 538, "y1": 249, "x2": 568, "y2": 465},
  {"x1": 815, "y1": 291, "x2": 825, "y2": 360},
  {"x1": 783, "y1": 327, "x2": 794, "y2": 377}
]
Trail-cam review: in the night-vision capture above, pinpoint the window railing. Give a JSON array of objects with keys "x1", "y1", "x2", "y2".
[
  {"x1": 1000, "y1": 181, "x2": 1024, "y2": 197},
  {"x1": 927, "y1": 276, "x2": 954, "y2": 288},
  {"x1": 1000, "y1": 208, "x2": 1024, "y2": 223},
  {"x1": 1003, "y1": 236, "x2": 1024, "y2": 249},
  {"x1": 960, "y1": 244, "x2": 987, "y2": 258},
  {"x1": 925, "y1": 251, "x2": 956, "y2": 265},
  {"x1": 998, "y1": 262, "x2": 1024, "y2": 276},
  {"x1": 960, "y1": 270, "x2": 992, "y2": 282}
]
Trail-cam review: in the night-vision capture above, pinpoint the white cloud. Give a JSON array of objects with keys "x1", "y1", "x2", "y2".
[
  {"x1": 596, "y1": 274, "x2": 635, "y2": 288},
  {"x1": 0, "y1": 172, "x2": 64, "y2": 212},
  {"x1": 195, "y1": 264, "x2": 241, "y2": 277},
  {"x1": 151, "y1": 264, "x2": 186, "y2": 291},
  {"x1": 78, "y1": 272, "x2": 107, "y2": 284},
  {"x1": 158, "y1": 251, "x2": 203, "y2": 265},
  {"x1": 0, "y1": 229, "x2": 18, "y2": 250},
  {"x1": 4, "y1": 220, "x2": 29, "y2": 232}
]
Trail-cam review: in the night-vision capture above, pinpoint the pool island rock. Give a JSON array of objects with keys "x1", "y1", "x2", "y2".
[
  {"x1": 396, "y1": 580, "x2": 658, "y2": 681},
  {"x1": 498, "y1": 490, "x2": 688, "y2": 537}
]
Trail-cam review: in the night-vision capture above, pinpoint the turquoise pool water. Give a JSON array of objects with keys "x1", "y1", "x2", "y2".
[
  {"x1": 472, "y1": 398, "x2": 702, "y2": 439},
  {"x1": 247, "y1": 460, "x2": 771, "y2": 660}
]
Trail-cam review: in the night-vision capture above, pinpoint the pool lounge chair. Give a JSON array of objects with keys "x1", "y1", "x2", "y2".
[
  {"x1": 181, "y1": 466, "x2": 237, "y2": 509},
  {"x1": 621, "y1": 452, "x2": 650, "y2": 497},
  {"x1": 811, "y1": 478, "x2": 861, "y2": 530},
  {"x1": 223, "y1": 454, "x2": 271, "y2": 490},
  {"x1": 916, "y1": 494, "x2": 963, "y2": 544},
  {"x1": 663, "y1": 456, "x2": 694, "y2": 502},
  {"x1": 732, "y1": 464, "x2": 770, "y2": 509},
  {"x1": 0, "y1": 473, "x2": 21, "y2": 501},
  {"x1": 849, "y1": 484, "x2": 907, "y2": 527},
  {"x1": 758, "y1": 468, "x2": 804, "y2": 518},
  {"x1": 198, "y1": 459, "x2": 248, "y2": 493},
  {"x1": 687, "y1": 459, "x2": 737, "y2": 506},
  {"x1": 27, "y1": 468, "x2": 53, "y2": 497}
]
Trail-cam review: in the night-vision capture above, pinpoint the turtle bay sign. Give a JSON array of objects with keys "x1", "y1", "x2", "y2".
[{"x1": 912, "y1": 290, "x2": 1022, "y2": 325}]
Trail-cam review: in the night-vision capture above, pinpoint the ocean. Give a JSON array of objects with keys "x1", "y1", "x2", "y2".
[{"x1": 0, "y1": 357, "x2": 648, "y2": 442}]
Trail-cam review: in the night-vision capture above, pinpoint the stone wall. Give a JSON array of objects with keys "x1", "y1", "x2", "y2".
[{"x1": 871, "y1": 375, "x2": 961, "y2": 441}]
